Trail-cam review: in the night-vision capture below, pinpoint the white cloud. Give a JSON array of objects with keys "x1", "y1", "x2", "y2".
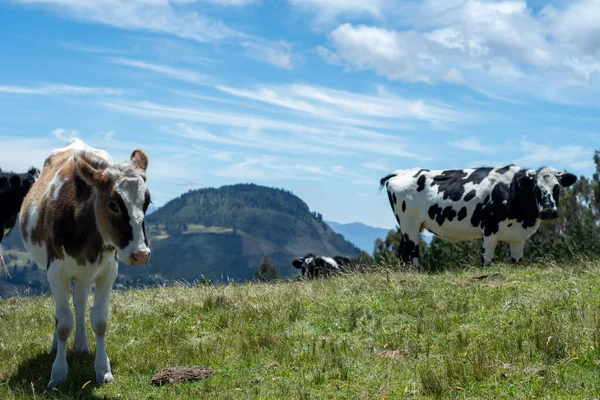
[
  {"x1": 362, "y1": 160, "x2": 390, "y2": 171},
  {"x1": 514, "y1": 138, "x2": 592, "y2": 172},
  {"x1": 0, "y1": 83, "x2": 122, "y2": 96},
  {"x1": 174, "y1": 0, "x2": 258, "y2": 5},
  {"x1": 14, "y1": 0, "x2": 242, "y2": 42},
  {"x1": 317, "y1": 0, "x2": 600, "y2": 104},
  {"x1": 241, "y1": 41, "x2": 299, "y2": 70},
  {"x1": 52, "y1": 128, "x2": 79, "y2": 142},
  {"x1": 111, "y1": 58, "x2": 210, "y2": 85},
  {"x1": 14, "y1": 0, "x2": 298, "y2": 69},
  {"x1": 289, "y1": 0, "x2": 387, "y2": 22},
  {"x1": 451, "y1": 136, "x2": 492, "y2": 153},
  {"x1": 442, "y1": 68, "x2": 465, "y2": 84}
]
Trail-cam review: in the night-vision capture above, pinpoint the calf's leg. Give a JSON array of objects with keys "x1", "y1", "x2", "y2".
[
  {"x1": 91, "y1": 260, "x2": 117, "y2": 383},
  {"x1": 47, "y1": 262, "x2": 73, "y2": 387},
  {"x1": 73, "y1": 282, "x2": 91, "y2": 353}
]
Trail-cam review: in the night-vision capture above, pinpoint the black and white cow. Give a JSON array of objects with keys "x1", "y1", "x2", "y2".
[
  {"x1": 0, "y1": 167, "x2": 39, "y2": 243},
  {"x1": 380, "y1": 166, "x2": 577, "y2": 269},
  {"x1": 292, "y1": 254, "x2": 358, "y2": 278}
]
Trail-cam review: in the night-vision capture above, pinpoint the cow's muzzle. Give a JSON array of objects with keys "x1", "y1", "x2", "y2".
[
  {"x1": 540, "y1": 209, "x2": 558, "y2": 220},
  {"x1": 127, "y1": 249, "x2": 151, "y2": 265}
]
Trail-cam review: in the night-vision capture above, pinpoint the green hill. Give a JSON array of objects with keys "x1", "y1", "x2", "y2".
[
  {"x1": 135, "y1": 184, "x2": 360, "y2": 284},
  {"x1": 1, "y1": 260, "x2": 600, "y2": 399}
]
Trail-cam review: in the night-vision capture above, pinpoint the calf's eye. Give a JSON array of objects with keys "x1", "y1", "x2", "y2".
[{"x1": 108, "y1": 201, "x2": 120, "y2": 213}]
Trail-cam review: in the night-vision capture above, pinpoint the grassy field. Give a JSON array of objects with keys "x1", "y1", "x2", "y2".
[{"x1": 1, "y1": 260, "x2": 600, "y2": 399}]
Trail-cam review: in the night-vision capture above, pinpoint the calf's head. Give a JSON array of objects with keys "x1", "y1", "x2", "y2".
[
  {"x1": 76, "y1": 150, "x2": 151, "y2": 265},
  {"x1": 518, "y1": 167, "x2": 577, "y2": 220},
  {"x1": 0, "y1": 167, "x2": 39, "y2": 223}
]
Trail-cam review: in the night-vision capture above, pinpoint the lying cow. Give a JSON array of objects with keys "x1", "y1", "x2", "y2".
[
  {"x1": 0, "y1": 167, "x2": 39, "y2": 243},
  {"x1": 20, "y1": 138, "x2": 151, "y2": 387},
  {"x1": 292, "y1": 254, "x2": 357, "y2": 278},
  {"x1": 380, "y1": 166, "x2": 577, "y2": 269}
]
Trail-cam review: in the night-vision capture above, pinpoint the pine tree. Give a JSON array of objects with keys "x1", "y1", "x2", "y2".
[{"x1": 255, "y1": 255, "x2": 278, "y2": 281}]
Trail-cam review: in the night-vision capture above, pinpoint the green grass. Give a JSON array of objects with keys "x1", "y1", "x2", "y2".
[{"x1": 2, "y1": 260, "x2": 600, "y2": 399}]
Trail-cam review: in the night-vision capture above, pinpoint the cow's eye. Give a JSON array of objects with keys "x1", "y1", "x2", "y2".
[{"x1": 108, "y1": 201, "x2": 120, "y2": 214}]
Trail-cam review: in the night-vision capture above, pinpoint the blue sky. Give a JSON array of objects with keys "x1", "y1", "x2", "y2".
[{"x1": 1, "y1": 0, "x2": 599, "y2": 229}]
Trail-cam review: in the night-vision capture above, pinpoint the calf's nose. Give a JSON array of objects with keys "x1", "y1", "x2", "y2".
[{"x1": 128, "y1": 249, "x2": 151, "y2": 265}]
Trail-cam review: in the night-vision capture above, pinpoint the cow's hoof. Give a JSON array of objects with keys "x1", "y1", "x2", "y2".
[{"x1": 97, "y1": 372, "x2": 114, "y2": 384}]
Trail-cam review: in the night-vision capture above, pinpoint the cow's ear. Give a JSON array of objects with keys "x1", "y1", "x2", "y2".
[
  {"x1": 130, "y1": 149, "x2": 149, "y2": 173},
  {"x1": 557, "y1": 172, "x2": 577, "y2": 187},
  {"x1": 76, "y1": 157, "x2": 111, "y2": 192},
  {"x1": 9, "y1": 175, "x2": 21, "y2": 189},
  {"x1": 292, "y1": 259, "x2": 303, "y2": 269},
  {"x1": 517, "y1": 172, "x2": 535, "y2": 189}
]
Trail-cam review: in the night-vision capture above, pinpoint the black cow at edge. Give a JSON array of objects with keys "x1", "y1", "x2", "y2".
[
  {"x1": 381, "y1": 166, "x2": 577, "y2": 269},
  {"x1": 0, "y1": 167, "x2": 39, "y2": 243}
]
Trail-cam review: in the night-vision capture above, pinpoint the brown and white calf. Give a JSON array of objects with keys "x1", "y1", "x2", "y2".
[{"x1": 20, "y1": 138, "x2": 151, "y2": 387}]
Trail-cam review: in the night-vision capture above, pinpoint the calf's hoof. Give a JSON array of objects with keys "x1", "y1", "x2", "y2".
[
  {"x1": 97, "y1": 371, "x2": 114, "y2": 384},
  {"x1": 48, "y1": 362, "x2": 68, "y2": 387}
]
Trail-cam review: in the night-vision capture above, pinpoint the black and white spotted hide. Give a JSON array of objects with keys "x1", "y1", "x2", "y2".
[
  {"x1": 380, "y1": 166, "x2": 577, "y2": 269},
  {"x1": 292, "y1": 253, "x2": 347, "y2": 279}
]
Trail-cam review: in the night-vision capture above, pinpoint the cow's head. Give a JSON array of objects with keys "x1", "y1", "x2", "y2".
[
  {"x1": 76, "y1": 149, "x2": 151, "y2": 265},
  {"x1": 517, "y1": 167, "x2": 577, "y2": 220},
  {"x1": 0, "y1": 167, "x2": 40, "y2": 225},
  {"x1": 292, "y1": 253, "x2": 315, "y2": 278}
]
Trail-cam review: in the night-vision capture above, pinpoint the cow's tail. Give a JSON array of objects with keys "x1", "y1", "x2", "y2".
[{"x1": 379, "y1": 171, "x2": 398, "y2": 192}]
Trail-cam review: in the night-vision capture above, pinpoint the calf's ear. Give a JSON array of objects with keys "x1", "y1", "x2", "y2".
[
  {"x1": 76, "y1": 157, "x2": 111, "y2": 192},
  {"x1": 557, "y1": 172, "x2": 577, "y2": 187},
  {"x1": 292, "y1": 259, "x2": 303, "y2": 269},
  {"x1": 130, "y1": 149, "x2": 149, "y2": 173}
]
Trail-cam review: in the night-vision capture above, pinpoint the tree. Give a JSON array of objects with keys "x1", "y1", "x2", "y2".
[{"x1": 255, "y1": 255, "x2": 278, "y2": 281}]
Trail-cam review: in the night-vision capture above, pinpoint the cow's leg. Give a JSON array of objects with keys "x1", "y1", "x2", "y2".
[
  {"x1": 73, "y1": 282, "x2": 91, "y2": 353},
  {"x1": 400, "y1": 219, "x2": 422, "y2": 270},
  {"x1": 481, "y1": 234, "x2": 498, "y2": 269},
  {"x1": 91, "y1": 259, "x2": 117, "y2": 383},
  {"x1": 509, "y1": 241, "x2": 525, "y2": 264},
  {"x1": 47, "y1": 262, "x2": 73, "y2": 387}
]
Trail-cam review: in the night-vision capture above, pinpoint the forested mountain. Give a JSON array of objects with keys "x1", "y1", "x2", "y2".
[{"x1": 0, "y1": 184, "x2": 360, "y2": 296}]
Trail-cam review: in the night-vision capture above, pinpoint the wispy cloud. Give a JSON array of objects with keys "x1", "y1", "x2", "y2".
[
  {"x1": 13, "y1": 0, "x2": 243, "y2": 42},
  {"x1": 514, "y1": 138, "x2": 592, "y2": 172},
  {"x1": 0, "y1": 83, "x2": 122, "y2": 96},
  {"x1": 241, "y1": 40, "x2": 299, "y2": 70},
  {"x1": 451, "y1": 136, "x2": 493, "y2": 154},
  {"x1": 216, "y1": 83, "x2": 468, "y2": 125},
  {"x1": 14, "y1": 0, "x2": 299, "y2": 70},
  {"x1": 111, "y1": 58, "x2": 210, "y2": 85}
]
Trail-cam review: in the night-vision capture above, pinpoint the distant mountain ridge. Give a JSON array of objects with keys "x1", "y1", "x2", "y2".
[{"x1": 325, "y1": 221, "x2": 390, "y2": 253}]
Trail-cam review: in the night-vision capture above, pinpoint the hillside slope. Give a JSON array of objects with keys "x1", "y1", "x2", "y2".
[
  {"x1": 1, "y1": 261, "x2": 599, "y2": 399},
  {"x1": 131, "y1": 184, "x2": 360, "y2": 283}
]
